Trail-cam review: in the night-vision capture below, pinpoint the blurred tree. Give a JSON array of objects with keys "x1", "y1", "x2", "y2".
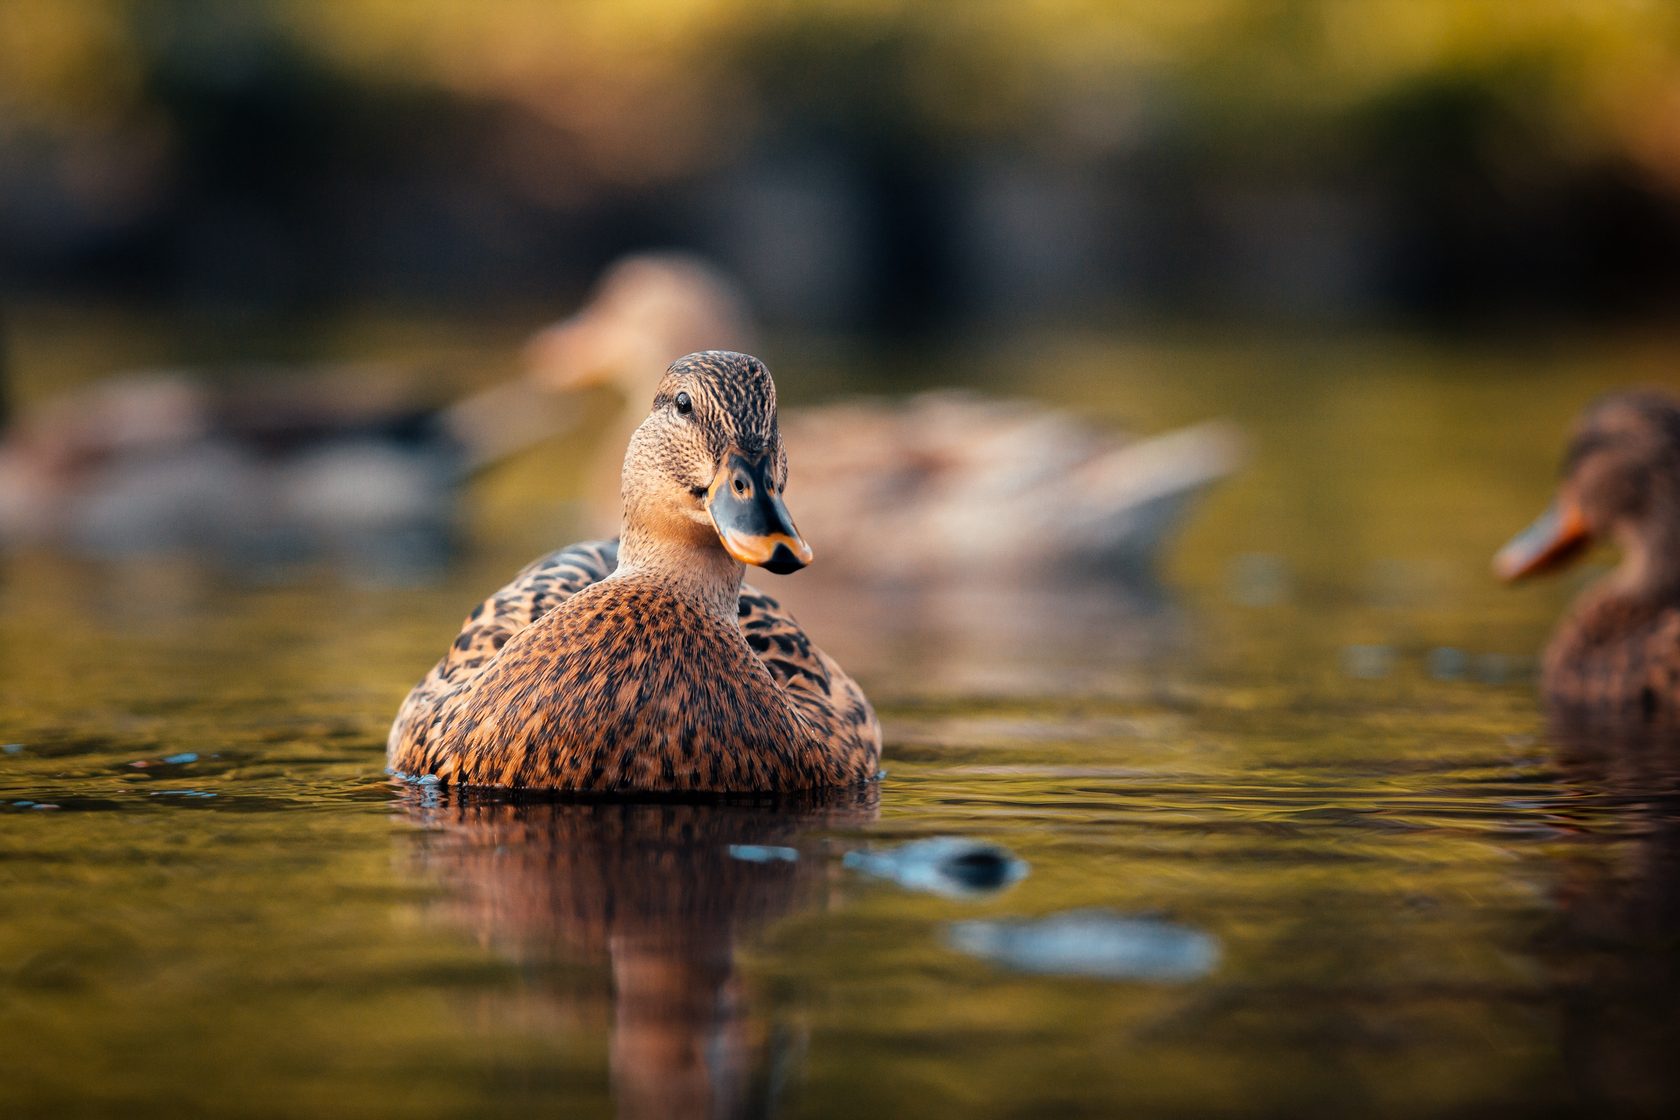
[{"x1": 2, "y1": 0, "x2": 1678, "y2": 326}]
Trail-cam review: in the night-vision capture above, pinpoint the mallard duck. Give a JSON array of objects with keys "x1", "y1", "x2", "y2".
[
  {"x1": 0, "y1": 364, "x2": 560, "y2": 571},
  {"x1": 527, "y1": 254, "x2": 1241, "y2": 581},
  {"x1": 525, "y1": 252, "x2": 758, "y2": 528},
  {"x1": 775, "y1": 393, "x2": 1240, "y2": 580},
  {"x1": 1496, "y1": 389, "x2": 1680, "y2": 721},
  {"x1": 389, "y1": 351, "x2": 881, "y2": 792}
]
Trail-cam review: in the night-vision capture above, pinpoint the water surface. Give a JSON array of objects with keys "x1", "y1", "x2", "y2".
[{"x1": 4, "y1": 318, "x2": 1679, "y2": 1117}]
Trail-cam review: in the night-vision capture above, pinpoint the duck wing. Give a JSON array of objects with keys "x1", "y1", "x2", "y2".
[
  {"x1": 389, "y1": 538, "x2": 620, "y2": 769},
  {"x1": 736, "y1": 584, "x2": 881, "y2": 756},
  {"x1": 1060, "y1": 418, "x2": 1245, "y2": 568},
  {"x1": 391, "y1": 538, "x2": 878, "y2": 780},
  {"x1": 778, "y1": 393, "x2": 1241, "y2": 579}
]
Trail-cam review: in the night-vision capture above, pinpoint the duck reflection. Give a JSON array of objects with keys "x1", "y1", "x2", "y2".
[
  {"x1": 1543, "y1": 728, "x2": 1680, "y2": 1114},
  {"x1": 403, "y1": 788, "x2": 878, "y2": 1119}
]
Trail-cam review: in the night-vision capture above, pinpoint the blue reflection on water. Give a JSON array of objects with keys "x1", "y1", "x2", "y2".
[
  {"x1": 844, "y1": 837, "x2": 1028, "y2": 898},
  {"x1": 948, "y1": 910, "x2": 1220, "y2": 981}
]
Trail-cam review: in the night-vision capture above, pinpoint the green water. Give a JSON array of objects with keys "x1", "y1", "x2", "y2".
[{"x1": 4, "y1": 316, "x2": 1679, "y2": 1118}]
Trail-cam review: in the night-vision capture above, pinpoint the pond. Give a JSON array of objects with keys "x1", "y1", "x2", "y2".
[{"x1": 3, "y1": 313, "x2": 1678, "y2": 1117}]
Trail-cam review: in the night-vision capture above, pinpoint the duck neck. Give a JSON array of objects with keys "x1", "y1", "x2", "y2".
[
  {"x1": 1606, "y1": 502, "x2": 1680, "y2": 605},
  {"x1": 614, "y1": 525, "x2": 745, "y2": 622},
  {"x1": 589, "y1": 384, "x2": 657, "y2": 526}
]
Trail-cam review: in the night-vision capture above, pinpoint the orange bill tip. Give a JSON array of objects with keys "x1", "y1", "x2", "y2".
[
  {"x1": 1494, "y1": 499, "x2": 1591, "y2": 583},
  {"x1": 706, "y1": 454, "x2": 812, "y2": 575},
  {"x1": 719, "y1": 529, "x2": 814, "y2": 569}
]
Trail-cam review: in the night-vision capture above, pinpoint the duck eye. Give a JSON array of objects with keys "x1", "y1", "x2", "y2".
[{"x1": 674, "y1": 392, "x2": 692, "y2": 415}]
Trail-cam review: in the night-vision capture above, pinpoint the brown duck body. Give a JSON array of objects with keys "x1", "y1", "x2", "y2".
[
  {"x1": 1537, "y1": 589, "x2": 1680, "y2": 722},
  {"x1": 389, "y1": 351, "x2": 881, "y2": 793},
  {"x1": 390, "y1": 539, "x2": 879, "y2": 791}
]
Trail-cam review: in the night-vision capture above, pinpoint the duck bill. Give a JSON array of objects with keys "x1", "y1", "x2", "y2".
[
  {"x1": 1494, "y1": 497, "x2": 1591, "y2": 582},
  {"x1": 706, "y1": 453, "x2": 813, "y2": 575}
]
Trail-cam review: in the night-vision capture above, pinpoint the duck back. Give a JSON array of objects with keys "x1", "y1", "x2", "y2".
[
  {"x1": 389, "y1": 539, "x2": 879, "y2": 792},
  {"x1": 1543, "y1": 594, "x2": 1680, "y2": 722}
]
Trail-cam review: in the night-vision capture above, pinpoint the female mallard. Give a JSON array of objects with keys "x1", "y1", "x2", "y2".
[
  {"x1": 389, "y1": 351, "x2": 881, "y2": 792},
  {"x1": 527, "y1": 253, "x2": 1241, "y2": 581},
  {"x1": 0, "y1": 363, "x2": 561, "y2": 570},
  {"x1": 1496, "y1": 390, "x2": 1680, "y2": 721}
]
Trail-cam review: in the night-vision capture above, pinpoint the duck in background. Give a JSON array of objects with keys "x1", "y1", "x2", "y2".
[
  {"x1": 0, "y1": 359, "x2": 560, "y2": 577},
  {"x1": 1497, "y1": 390, "x2": 1680, "y2": 723},
  {"x1": 527, "y1": 252, "x2": 1243, "y2": 583},
  {"x1": 524, "y1": 253, "x2": 761, "y2": 534}
]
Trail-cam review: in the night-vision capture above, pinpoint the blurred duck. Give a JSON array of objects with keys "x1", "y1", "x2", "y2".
[
  {"x1": 527, "y1": 252, "x2": 1242, "y2": 581},
  {"x1": 389, "y1": 351, "x2": 881, "y2": 792},
  {"x1": 1497, "y1": 390, "x2": 1680, "y2": 721},
  {"x1": 0, "y1": 363, "x2": 557, "y2": 573}
]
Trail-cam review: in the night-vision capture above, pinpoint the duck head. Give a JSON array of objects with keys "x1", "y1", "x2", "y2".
[
  {"x1": 620, "y1": 351, "x2": 812, "y2": 576},
  {"x1": 1497, "y1": 390, "x2": 1680, "y2": 593},
  {"x1": 525, "y1": 255, "x2": 754, "y2": 395}
]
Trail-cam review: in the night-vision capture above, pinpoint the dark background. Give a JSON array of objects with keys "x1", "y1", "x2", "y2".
[{"x1": 5, "y1": 0, "x2": 1679, "y2": 343}]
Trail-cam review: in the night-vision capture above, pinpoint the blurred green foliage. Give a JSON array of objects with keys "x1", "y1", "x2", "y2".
[
  {"x1": 6, "y1": 0, "x2": 1680, "y2": 187},
  {"x1": 4, "y1": 1, "x2": 1678, "y2": 325}
]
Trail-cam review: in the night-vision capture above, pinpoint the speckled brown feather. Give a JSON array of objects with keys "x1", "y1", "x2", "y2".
[
  {"x1": 1541, "y1": 592, "x2": 1680, "y2": 723},
  {"x1": 389, "y1": 538, "x2": 878, "y2": 791}
]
